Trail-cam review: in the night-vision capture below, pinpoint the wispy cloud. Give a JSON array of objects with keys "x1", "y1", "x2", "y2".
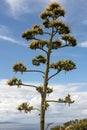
[
  {"x1": 0, "y1": 35, "x2": 27, "y2": 47},
  {"x1": 5, "y1": 0, "x2": 44, "y2": 18},
  {"x1": 0, "y1": 24, "x2": 10, "y2": 35},
  {"x1": 78, "y1": 41, "x2": 87, "y2": 48},
  {"x1": 0, "y1": 24, "x2": 27, "y2": 47},
  {"x1": 5, "y1": 0, "x2": 31, "y2": 18},
  {"x1": 4, "y1": 0, "x2": 65, "y2": 18},
  {"x1": 82, "y1": 20, "x2": 87, "y2": 25},
  {"x1": 0, "y1": 79, "x2": 87, "y2": 123}
]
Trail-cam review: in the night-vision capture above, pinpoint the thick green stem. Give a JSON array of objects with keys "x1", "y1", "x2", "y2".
[
  {"x1": 40, "y1": 27, "x2": 54, "y2": 130},
  {"x1": 40, "y1": 50, "x2": 51, "y2": 130},
  {"x1": 40, "y1": 94, "x2": 45, "y2": 130}
]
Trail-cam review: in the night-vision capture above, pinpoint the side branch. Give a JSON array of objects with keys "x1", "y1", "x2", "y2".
[
  {"x1": 32, "y1": 37, "x2": 41, "y2": 41},
  {"x1": 7, "y1": 77, "x2": 38, "y2": 88},
  {"x1": 48, "y1": 70, "x2": 60, "y2": 81},
  {"x1": 17, "y1": 102, "x2": 40, "y2": 113},
  {"x1": 58, "y1": 44, "x2": 68, "y2": 48},
  {"x1": 46, "y1": 99, "x2": 74, "y2": 105},
  {"x1": 38, "y1": 47, "x2": 48, "y2": 54},
  {"x1": 22, "y1": 83, "x2": 37, "y2": 88},
  {"x1": 26, "y1": 70, "x2": 45, "y2": 75},
  {"x1": 46, "y1": 94, "x2": 75, "y2": 106},
  {"x1": 46, "y1": 100, "x2": 61, "y2": 103}
]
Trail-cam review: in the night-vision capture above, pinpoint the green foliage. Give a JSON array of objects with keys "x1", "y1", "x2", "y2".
[
  {"x1": 22, "y1": 24, "x2": 43, "y2": 40},
  {"x1": 36, "y1": 86, "x2": 53, "y2": 94},
  {"x1": 46, "y1": 87, "x2": 53, "y2": 94},
  {"x1": 40, "y1": 2, "x2": 65, "y2": 19},
  {"x1": 32, "y1": 24, "x2": 43, "y2": 35},
  {"x1": 49, "y1": 20, "x2": 70, "y2": 34},
  {"x1": 51, "y1": 118, "x2": 87, "y2": 130},
  {"x1": 51, "y1": 125, "x2": 60, "y2": 130},
  {"x1": 62, "y1": 35, "x2": 77, "y2": 46},
  {"x1": 51, "y1": 125, "x2": 65, "y2": 130},
  {"x1": 51, "y1": 39, "x2": 62, "y2": 49},
  {"x1": 22, "y1": 30, "x2": 34, "y2": 40},
  {"x1": 40, "y1": 2, "x2": 70, "y2": 35},
  {"x1": 17, "y1": 102, "x2": 33, "y2": 113},
  {"x1": 13, "y1": 62, "x2": 27, "y2": 73},
  {"x1": 65, "y1": 119, "x2": 87, "y2": 130},
  {"x1": 7, "y1": 77, "x2": 22, "y2": 87},
  {"x1": 29, "y1": 40, "x2": 48, "y2": 50},
  {"x1": 58, "y1": 94, "x2": 74, "y2": 105},
  {"x1": 42, "y1": 102, "x2": 49, "y2": 110},
  {"x1": 50, "y1": 60, "x2": 76, "y2": 72},
  {"x1": 36, "y1": 86, "x2": 43, "y2": 93},
  {"x1": 32, "y1": 55, "x2": 46, "y2": 66},
  {"x1": 64, "y1": 94, "x2": 74, "y2": 105}
]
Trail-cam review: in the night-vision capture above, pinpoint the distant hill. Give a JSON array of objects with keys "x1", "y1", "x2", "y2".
[{"x1": 0, "y1": 122, "x2": 20, "y2": 124}]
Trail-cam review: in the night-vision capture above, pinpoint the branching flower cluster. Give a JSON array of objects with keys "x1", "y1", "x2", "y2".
[
  {"x1": 36, "y1": 86, "x2": 53, "y2": 94},
  {"x1": 50, "y1": 60, "x2": 76, "y2": 72},
  {"x1": 32, "y1": 55, "x2": 46, "y2": 66},
  {"x1": 17, "y1": 102, "x2": 33, "y2": 113},
  {"x1": 8, "y1": 77, "x2": 22, "y2": 87},
  {"x1": 22, "y1": 25, "x2": 43, "y2": 40},
  {"x1": 13, "y1": 62, "x2": 27, "y2": 73},
  {"x1": 8, "y1": 2, "x2": 77, "y2": 130}
]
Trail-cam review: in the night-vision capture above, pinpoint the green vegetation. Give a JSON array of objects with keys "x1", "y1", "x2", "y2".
[
  {"x1": 51, "y1": 125, "x2": 65, "y2": 130},
  {"x1": 51, "y1": 118, "x2": 87, "y2": 130},
  {"x1": 64, "y1": 118, "x2": 87, "y2": 130},
  {"x1": 8, "y1": 2, "x2": 77, "y2": 130}
]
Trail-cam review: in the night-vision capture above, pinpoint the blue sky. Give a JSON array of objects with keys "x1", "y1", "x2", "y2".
[{"x1": 0, "y1": 0, "x2": 87, "y2": 124}]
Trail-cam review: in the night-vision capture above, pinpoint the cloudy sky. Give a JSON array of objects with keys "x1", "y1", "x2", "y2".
[{"x1": 0, "y1": 0, "x2": 87, "y2": 124}]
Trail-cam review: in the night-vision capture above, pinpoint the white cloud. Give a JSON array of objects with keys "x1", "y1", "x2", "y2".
[
  {"x1": 79, "y1": 41, "x2": 87, "y2": 48},
  {"x1": 0, "y1": 24, "x2": 27, "y2": 47},
  {"x1": 0, "y1": 35, "x2": 27, "y2": 47},
  {"x1": 48, "y1": 0, "x2": 66, "y2": 4},
  {"x1": 83, "y1": 20, "x2": 87, "y2": 25},
  {"x1": 5, "y1": 0, "x2": 30, "y2": 18},
  {"x1": 82, "y1": 109, "x2": 87, "y2": 115},
  {"x1": 0, "y1": 79, "x2": 87, "y2": 123},
  {"x1": 4, "y1": 0, "x2": 65, "y2": 18},
  {"x1": 0, "y1": 25, "x2": 10, "y2": 35},
  {"x1": 0, "y1": 79, "x2": 38, "y2": 123},
  {"x1": 5, "y1": 0, "x2": 44, "y2": 18}
]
